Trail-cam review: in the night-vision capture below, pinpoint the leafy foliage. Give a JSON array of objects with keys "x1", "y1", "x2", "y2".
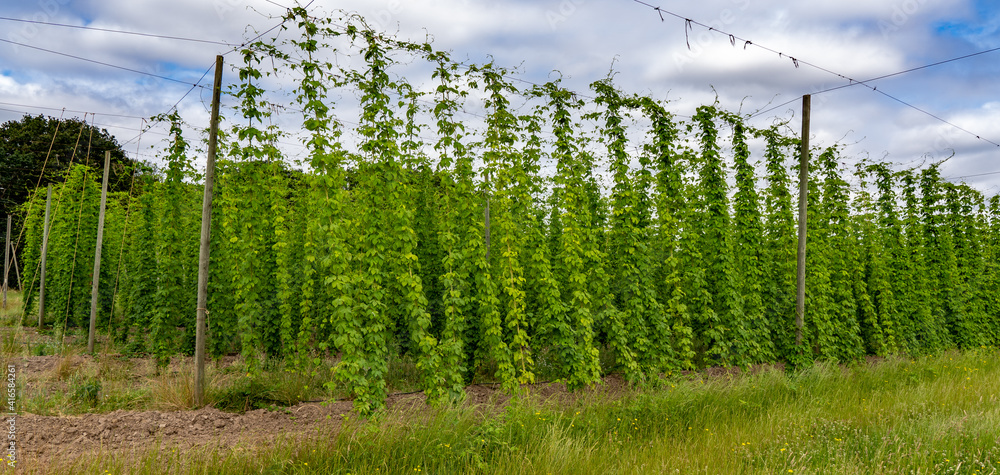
[{"x1": 15, "y1": 10, "x2": 1000, "y2": 415}]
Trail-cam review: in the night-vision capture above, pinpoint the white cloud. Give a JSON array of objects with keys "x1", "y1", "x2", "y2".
[
  {"x1": 0, "y1": 75, "x2": 42, "y2": 97},
  {"x1": 0, "y1": 0, "x2": 997, "y2": 192}
]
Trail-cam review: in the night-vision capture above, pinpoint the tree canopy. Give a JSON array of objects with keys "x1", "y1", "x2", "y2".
[
  {"x1": 0, "y1": 114, "x2": 138, "y2": 220},
  {"x1": 0, "y1": 114, "x2": 141, "y2": 289}
]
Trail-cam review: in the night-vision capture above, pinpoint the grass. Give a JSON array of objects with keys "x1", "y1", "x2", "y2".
[
  {"x1": 4, "y1": 289, "x2": 999, "y2": 473},
  {"x1": 15, "y1": 352, "x2": 343, "y2": 416},
  {"x1": 0, "y1": 290, "x2": 340, "y2": 415},
  {"x1": 28, "y1": 347, "x2": 1000, "y2": 474}
]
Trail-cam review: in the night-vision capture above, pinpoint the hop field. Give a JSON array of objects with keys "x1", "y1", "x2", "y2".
[
  {"x1": 12, "y1": 9, "x2": 1000, "y2": 415},
  {"x1": 4, "y1": 12, "x2": 999, "y2": 472},
  {"x1": 3, "y1": 332, "x2": 996, "y2": 474}
]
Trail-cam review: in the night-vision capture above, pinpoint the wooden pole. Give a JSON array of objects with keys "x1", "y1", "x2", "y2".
[
  {"x1": 795, "y1": 94, "x2": 810, "y2": 347},
  {"x1": 3, "y1": 215, "x2": 9, "y2": 309},
  {"x1": 195, "y1": 55, "x2": 223, "y2": 406},
  {"x1": 10, "y1": 246, "x2": 19, "y2": 292},
  {"x1": 87, "y1": 151, "x2": 111, "y2": 353},
  {"x1": 38, "y1": 185, "x2": 53, "y2": 327}
]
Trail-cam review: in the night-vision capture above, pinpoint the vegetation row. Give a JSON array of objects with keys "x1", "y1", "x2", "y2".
[{"x1": 16, "y1": 8, "x2": 1000, "y2": 414}]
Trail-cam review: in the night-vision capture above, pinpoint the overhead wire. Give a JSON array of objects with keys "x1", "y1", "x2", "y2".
[
  {"x1": 2, "y1": 1, "x2": 996, "y2": 184},
  {"x1": 805, "y1": 45, "x2": 1000, "y2": 97},
  {"x1": 0, "y1": 15, "x2": 234, "y2": 46},
  {"x1": 264, "y1": 0, "x2": 291, "y2": 10},
  {"x1": 0, "y1": 101, "x2": 147, "y2": 120},
  {"x1": 0, "y1": 37, "x2": 210, "y2": 89},
  {"x1": 0, "y1": 0, "x2": 308, "y2": 104},
  {"x1": 944, "y1": 169, "x2": 1000, "y2": 180},
  {"x1": 632, "y1": 0, "x2": 855, "y2": 80},
  {"x1": 60, "y1": 1, "x2": 316, "y2": 151},
  {"x1": 872, "y1": 89, "x2": 1000, "y2": 148},
  {"x1": 223, "y1": 0, "x2": 314, "y2": 56},
  {"x1": 631, "y1": 0, "x2": 1000, "y2": 150},
  {"x1": 131, "y1": 0, "x2": 317, "y2": 157},
  {"x1": 169, "y1": 62, "x2": 217, "y2": 112},
  {"x1": 750, "y1": 44, "x2": 1000, "y2": 126}
]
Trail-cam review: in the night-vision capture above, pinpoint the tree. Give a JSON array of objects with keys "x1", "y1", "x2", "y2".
[{"x1": 0, "y1": 114, "x2": 138, "y2": 288}]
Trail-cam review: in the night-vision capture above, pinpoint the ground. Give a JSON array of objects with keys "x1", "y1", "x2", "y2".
[{"x1": 11, "y1": 350, "x2": 631, "y2": 471}]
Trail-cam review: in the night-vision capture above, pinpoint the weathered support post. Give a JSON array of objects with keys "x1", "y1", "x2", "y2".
[
  {"x1": 3, "y1": 215, "x2": 10, "y2": 309},
  {"x1": 38, "y1": 185, "x2": 53, "y2": 327},
  {"x1": 195, "y1": 55, "x2": 223, "y2": 406},
  {"x1": 795, "y1": 94, "x2": 810, "y2": 347},
  {"x1": 10, "y1": 247, "x2": 19, "y2": 293},
  {"x1": 87, "y1": 151, "x2": 111, "y2": 353}
]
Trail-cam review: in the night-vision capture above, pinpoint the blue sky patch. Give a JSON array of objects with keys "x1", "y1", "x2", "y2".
[{"x1": 935, "y1": 0, "x2": 1000, "y2": 46}]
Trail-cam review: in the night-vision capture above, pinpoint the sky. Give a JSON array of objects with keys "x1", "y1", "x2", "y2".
[{"x1": 1, "y1": 0, "x2": 999, "y2": 194}]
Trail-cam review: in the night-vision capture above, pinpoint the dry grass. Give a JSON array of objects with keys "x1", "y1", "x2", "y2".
[
  {"x1": 53, "y1": 347, "x2": 80, "y2": 381},
  {"x1": 36, "y1": 348, "x2": 1000, "y2": 474},
  {"x1": 148, "y1": 361, "x2": 242, "y2": 411},
  {"x1": 96, "y1": 354, "x2": 134, "y2": 381},
  {"x1": 149, "y1": 371, "x2": 198, "y2": 411}
]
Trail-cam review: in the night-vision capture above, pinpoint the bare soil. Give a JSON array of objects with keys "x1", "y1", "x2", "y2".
[
  {"x1": 3, "y1": 325, "x2": 772, "y2": 470},
  {"x1": 12, "y1": 351, "x2": 633, "y2": 468}
]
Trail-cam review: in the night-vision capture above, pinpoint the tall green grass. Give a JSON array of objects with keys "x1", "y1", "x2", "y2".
[
  {"x1": 33, "y1": 348, "x2": 1000, "y2": 474},
  {"x1": 0, "y1": 289, "x2": 23, "y2": 323}
]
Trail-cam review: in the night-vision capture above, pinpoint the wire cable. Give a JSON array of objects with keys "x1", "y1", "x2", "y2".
[
  {"x1": 944, "y1": 169, "x2": 1000, "y2": 180},
  {"x1": 0, "y1": 15, "x2": 233, "y2": 46},
  {"x1": 169, "y1": 62, "x2": 217, "y2": 112},
  {"x1": 632, "y1": 0, "x2": 856, "y2": 81},
  {"x1": 872, "y1": 89, "x2": 1000, "y2": 147},
  {"x1": 0, "y1": 101, "x2": 147, "y2": 120},
  {"x1": 224, "y1": 0, "x2": 314, "y2": 55},
  {"x1": 0, "y1": 37, "x2": 209, "y2": 88},
  {"x1": 750, "y1": 46, "x2": 1000, "y2": 119},
  {"x1": 631, "y1": 1, "x2": 1000, "y2": 149},
  {"x1": 810, "y1": 45, "x2": 1000, "y2": 97}
]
